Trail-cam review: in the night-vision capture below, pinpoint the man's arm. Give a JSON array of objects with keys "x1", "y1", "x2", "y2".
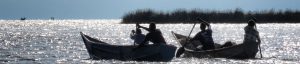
[
  {"x1": 203, "y1": 21, "x2": 211, "y2": 30},
  {"x1": 256, "y1": 32, "x2": 261, "y2": 44},
  {"x1": 197, "y1": 18, "x2": 211, "y2": 29},
  {"x1": 191, "y1": 33, "x2": 200, "y2": 41},
  {"x1": 137, "y1": 24, "x2": 150, "y2": 31}
]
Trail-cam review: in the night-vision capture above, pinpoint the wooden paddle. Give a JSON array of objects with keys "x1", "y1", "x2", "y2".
[
  {"x1": 252, "y1": 17, "x2": 263, "y2": 58},
  {"x1": 255, "y1": 24, "x2": 263, "y2": 58},
  {"x1": 259, "y1": 39, "x2": 263, "y2": 58},
  {"x1": 132, "y1": 23, "x2": 139, "y2": 46}
]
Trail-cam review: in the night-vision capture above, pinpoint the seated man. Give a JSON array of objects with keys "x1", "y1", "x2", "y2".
[
  {"x1": 137, "y1": 23, "x2": 167, "y2": 47},
  {"x1": 130, "y1": 28, "x2": 146, "y2": 45},
  {"x1": 190, "y1": 21, "x2": 215, "y2": 50},
  {"x1": 242, "y1": 19, "x2": 261, "y2": 58}
]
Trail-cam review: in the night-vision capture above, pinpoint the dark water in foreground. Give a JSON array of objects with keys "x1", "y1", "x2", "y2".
[{"x1": 0, "y1": 20, "x2": 300, "y2": 63}]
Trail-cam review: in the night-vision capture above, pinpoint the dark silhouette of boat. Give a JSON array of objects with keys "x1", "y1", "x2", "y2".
[
  {"x1": 50, "y1": 17, "x2": 55, "y2": 20},
  {"x1": 172, "y1": 32, "x2": 258, "y2": 59},
  {"x1": 80, "y1": 32, "x2": 177, "y2": 61},
  {"x1": 20, "y1": 17, "x2": 26, "y2": 20}
]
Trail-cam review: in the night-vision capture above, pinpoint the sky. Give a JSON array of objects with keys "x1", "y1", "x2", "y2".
[{"x1": 0, "y1": 0, "x2": 299, "y2": 19}]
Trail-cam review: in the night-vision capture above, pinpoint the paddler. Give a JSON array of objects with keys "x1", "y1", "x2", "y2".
[
  {"x1": 130, "y1": 23, "x2": 147, "y2": 45},
  {"x1": 137, "y1": 23, "x2": 167, "y2": 47},
  {"x1": 190, "y1": 19, "x2": 215, "y2": 50},
  {"x1": 242, "y1": 19, "x2": 261, "y2": 58}
]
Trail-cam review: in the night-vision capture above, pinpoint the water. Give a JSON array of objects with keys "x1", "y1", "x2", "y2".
[{"x1": 0, "y1": 20, "x2": 299, "y2": 63}]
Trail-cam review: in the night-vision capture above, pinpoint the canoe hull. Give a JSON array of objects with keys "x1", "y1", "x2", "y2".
[
  {"x1": 183, "y1": 44, "x2": 248, "y2": 59},
  {"x1": 171, "y1": 32, "x2": 257, "y2": 59},
  {"x1": 80, "y1": 32, "x2": 177, "y2": 61},
  {"x1": 171, "y1": 31, "x2": 221, "y2": 50}
]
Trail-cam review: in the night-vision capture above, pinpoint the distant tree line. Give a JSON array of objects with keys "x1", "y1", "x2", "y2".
[{"x1": 122, "y1": 8, "x2": 300, "y2": 23}]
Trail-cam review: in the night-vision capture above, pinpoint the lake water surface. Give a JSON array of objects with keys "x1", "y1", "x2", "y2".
[{"x1": 0, "y1": 20, "x2": 299, "y2": 63}]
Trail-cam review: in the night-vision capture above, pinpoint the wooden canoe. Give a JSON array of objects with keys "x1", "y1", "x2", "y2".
[
  {"x1": 80, "y1": 32, "x2": 177, "y2": 61},
  {"x1": 171, "y1": 31, "x2": 258, "y2": 59}
]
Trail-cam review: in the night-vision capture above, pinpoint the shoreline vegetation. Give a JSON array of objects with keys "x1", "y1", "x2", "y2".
[{"x1": 122, "y1": 8, "x2": 300, "y2": 23}]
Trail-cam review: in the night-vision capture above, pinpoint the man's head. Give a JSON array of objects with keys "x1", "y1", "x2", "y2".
[
  {"x1": 149, "y1": 23, "x2": 156, "y2": 31},
  {"x1": 248, "y1": 19, "x2": 256, "y2": 27},
  {"x1": 200, "y1": 23, "x2": 206, "y2": 31},
  {"x1": 136, "y1": 28, "x2": 142, "y2": 34}
]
